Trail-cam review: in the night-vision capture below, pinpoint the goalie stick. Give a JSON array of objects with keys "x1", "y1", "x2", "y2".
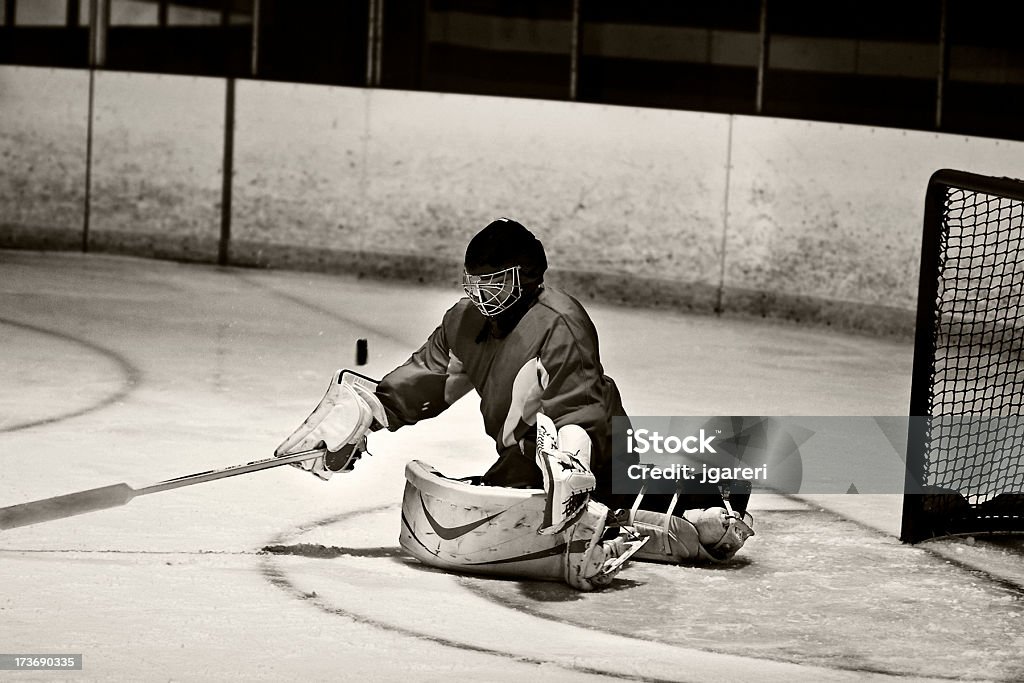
[{"x1": 0, "y1": 447, "x2": 325, "y2": 531}]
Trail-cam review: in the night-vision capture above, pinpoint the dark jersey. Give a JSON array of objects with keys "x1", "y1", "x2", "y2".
[{"x1": 376, "y1": 286, "x2": 627, "y2": 490}]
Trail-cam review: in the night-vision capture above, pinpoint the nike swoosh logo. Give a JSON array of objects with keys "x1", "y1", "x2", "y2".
[
  {"x1": 466, "y1": 538, "x2": 590, "y2": 566},
  {"x1": 420, "y1": 494, "x2": 505, "y2": 540}
]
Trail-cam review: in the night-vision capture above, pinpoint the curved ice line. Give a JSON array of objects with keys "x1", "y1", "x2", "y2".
[
  {"x1": 259, "y1": 505, "x2": 673, "y2": 683},
  {"x1": 0, "y1": 317, "x2": 142, "y2": 435}
]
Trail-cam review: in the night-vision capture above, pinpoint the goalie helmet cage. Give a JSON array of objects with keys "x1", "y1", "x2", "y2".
[{"x1": 901, "y1": 169, "x2": 1024, "y2": 543}]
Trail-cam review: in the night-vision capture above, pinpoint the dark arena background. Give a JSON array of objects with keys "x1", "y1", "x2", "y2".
[{"x1": 2, "y1": 1, "x2": 1023, "y2": 681}]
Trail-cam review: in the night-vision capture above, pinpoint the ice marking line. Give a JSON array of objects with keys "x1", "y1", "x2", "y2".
[
  {"x1": 458, "y1": 572, "x2": 956, "y2": 681},
  {"x1": 261, "y1": 503, "x2": 395, "y2": 545},
  {"x1": 0, "y1": 317, "x2": 142, "y2": 435},
  {"x1": 926, "y1": 551, "x2": 1024, "y2": 596},
  {"x1": 259, "y1": 563, "x2": 671, "y2": 683},
  {"x1": 784, "y1": 493, "x2": 1024, "y2": 595},
  {"x1": 231, "y1": 273, "x2": 422, "y2": 347},
  {"x1": 261, "y1": 543, "x2": 405, "y2": 559},
  {"x1": 452, "y1": 503, "x2": 994, "y2": 681},
  {"x1": 260, "y1": 505, "x2": 675, "y2": 683},
  {"x1": 0, "y1": 549, "x2": 260, "y2": 555},
  {"x1": 264, "y1": 506, "x2": 911, "y2": 681}
]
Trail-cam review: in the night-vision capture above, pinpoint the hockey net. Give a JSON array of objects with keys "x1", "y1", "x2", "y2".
[{"x1": 901, "y1": 169, "x2": 1024, "y2": 543}]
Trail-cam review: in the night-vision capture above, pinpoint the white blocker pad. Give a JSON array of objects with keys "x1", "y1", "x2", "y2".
[{"x1": 535, "y1": 413, "x2": 596, "y2": 535}]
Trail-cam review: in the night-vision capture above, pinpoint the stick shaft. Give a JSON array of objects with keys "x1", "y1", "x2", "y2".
[
  {"x1": 0, "y1": 448, "x2": 324, "y2": 531},
  {"x1": 137, "y1": 448, "x2": 324, "y2": 495}
]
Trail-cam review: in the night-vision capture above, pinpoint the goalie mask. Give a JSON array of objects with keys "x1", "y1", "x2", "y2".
[
  {"x1": 463, "y1": 218, "x2": 547, "y2": 318},
  {"x1": 462, "y1": 266, "x2": 522, "y2": 317}
]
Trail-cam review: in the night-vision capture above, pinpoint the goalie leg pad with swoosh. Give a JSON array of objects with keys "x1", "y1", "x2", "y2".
[{"x1": 398, "y1": 460, "x2": 642, "y2": 590}]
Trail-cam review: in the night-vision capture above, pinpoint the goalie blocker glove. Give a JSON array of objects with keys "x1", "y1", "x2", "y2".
[{"x1": 274, "y1": 370, "x2": 389, "y2": 481}]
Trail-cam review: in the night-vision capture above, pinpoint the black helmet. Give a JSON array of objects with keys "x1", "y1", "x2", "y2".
[
  {"x1": 462, "y1": 218, "x2": 547, "y2": 318},
  {"x1": 464, "y1": 217, "x2": 547, "y2": 283}
]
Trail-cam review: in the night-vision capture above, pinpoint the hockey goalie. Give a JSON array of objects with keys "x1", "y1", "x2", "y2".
[{"x1": 274, "y1": 218, "x2": 753, "y2": 589}]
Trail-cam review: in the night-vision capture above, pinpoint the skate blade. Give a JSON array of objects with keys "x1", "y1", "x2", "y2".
[
  {"x1": 598, "y1": 536, "x2": 650, "y2": 577},
  {"x1": 730, "y1": 514, "x2": 755, "y2": 541}
]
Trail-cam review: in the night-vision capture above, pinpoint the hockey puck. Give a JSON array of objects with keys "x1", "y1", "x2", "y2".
[{"x1": 356, "y1": 338, "x2": 368, "y2": 365}]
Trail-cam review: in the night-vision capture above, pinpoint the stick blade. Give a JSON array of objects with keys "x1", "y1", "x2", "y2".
[{"x1": 0, "y1": 483, "x2": 136, "y2": 531}]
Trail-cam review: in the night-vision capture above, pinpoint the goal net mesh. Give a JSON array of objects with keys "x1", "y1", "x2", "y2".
[{"x1": 903, "y1": 171, "x2": 1024, "y2": 541}]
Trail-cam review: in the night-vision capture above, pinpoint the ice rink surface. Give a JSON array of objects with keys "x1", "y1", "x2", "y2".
[{"x1": 1, "y1": 250, "x2": 1022, "y2": 682}]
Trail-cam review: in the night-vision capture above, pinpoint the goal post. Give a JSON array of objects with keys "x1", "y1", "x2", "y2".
[{"x1": 901, "y1": 169, "x2": 1024, "y2": 543}]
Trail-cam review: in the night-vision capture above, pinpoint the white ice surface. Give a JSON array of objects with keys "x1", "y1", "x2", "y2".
[{"x1": 0, "y1": 251, "x2": 925, "y2": 682}]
